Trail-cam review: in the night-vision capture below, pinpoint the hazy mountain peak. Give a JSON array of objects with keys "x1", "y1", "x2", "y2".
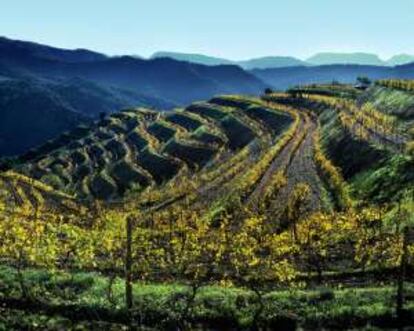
[
  {"x1": 0, "y1": 36, "x2": 107, "y2": 63},
  {"x1": 387, "y1": 54, "x2": 414, "y2": 66},
  {"x1": 151, "y1": 51, "x2": 233, "y2": 66},
  {"x1": 238, "y1": 56, "x2": 306, "y2": 69},
  {"x1": 306, "y1": 52, "x2": 384, "y2": 66},
  {"x1": 151, "y1": 51, "x2": 305, "y2": 69}
]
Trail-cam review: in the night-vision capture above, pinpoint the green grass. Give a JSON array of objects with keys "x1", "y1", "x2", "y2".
[
  {"x1": 210, "y1": 96, "x2": 253, "y2": 109},
  {"x1": 319, "y1": 105, "x2": 389, "y2": 180},
  {"x1": 147, "y1": 122, "x2": 176, "y2": 143},
  {"x1": 69, "y1": 150, "x2": 88, "y2": 167},
  {"x1": 192, "y1": 129, "x2": 225, "y2": 146},
  {"x1": 125, "y1": 130, "x2": 148, "y2": 151},
  {"x1": 0, "y1": 266, "x2": 413, "y2": 330},
  {"x1": 105, "y1": 139, "x2": 128, "y2": 161},
  {"x1": 244, "y1": 105, "x2": 293, "y2": 135},
  {"x1": 136, "y1": 149, "x2": 180, "y2": 184},
  {"x1": 360, "y1": 86, "x2": 414, "y2": 120},
  {"x1": 110, "y1": 161, "x2": 150, "y2": 194},
  {"x1": 187, "y1": 103, "x2": 228, "y2": 121},
  {"x1": 89, "y1": 171, "x2": 117, "y2": 199},
  {"x1": 351, "y1": 154, "x2": 414, "y2": 203},
  {"x1": 220, "y1": 116, "x2": 256, "y2": 150},
  {"x1": 163, "y1": 140, "x2": 217, "y2": 170},
  {"x1": 165, "y1": 113, "x2": 203, "y2": 131},
  {"x1": 94, "y1": 128, "x2": 114, "y2": 141}
]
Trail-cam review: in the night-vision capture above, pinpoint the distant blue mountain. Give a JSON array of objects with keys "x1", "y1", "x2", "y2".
[
  {"x1": 0, "y1": 37, "x2": 266, "y2": 156},
  {"x1": 152, "y1": 51, "x2": 306, "y2": 69},
  {"x1": 306, "y1": 52, "x2": 414, "y2": 66},
  {"x1": 2, "y1": 35, "x2": 414, "y2": 156},
  {"x1": 387, "y1": 54, "x2": 414, "y2": 66},
  {"x1": 0, "y1": 36, "x2": 107, "y2": 63},
  {"x1": 238, "y1": 56, "x2": 307, "y2": 69},
  {"x1": 306, "y1": 52, "x2": 384, "y2": 66},
  {"x1": 152, "y1": 51, "x2": 414, "y2": 68},
  {"x1": 251, "y1": 63, "x2": 414, "y2": 90},
  {"x1": 152, "y1": 51, "x2": 233, "y2": 66}
]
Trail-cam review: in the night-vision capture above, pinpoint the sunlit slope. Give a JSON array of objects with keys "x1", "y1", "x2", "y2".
[
  {"x1": 0, "y1": 171, "x2": 78, "y2": 213},
  {"x1": 270, "y1": 82, "x2": 414, "y2": 204},
  {"x1": 5, "y1": 82, "x2": 413, "y2": 216}
]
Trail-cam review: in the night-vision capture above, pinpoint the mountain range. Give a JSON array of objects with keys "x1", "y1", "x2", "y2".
[
  {"x1": 2, "y1": 35, "x2": 414, "y2": 157},
  {"x1": 152, "y1": 51, "x2": 414, "y2": 69},
  {"x1": 0, "y1": 36, "x2": 264, "y2": 156},
  {"x1": 251, "y1": 63, "x2": 414, "y2": 90}
]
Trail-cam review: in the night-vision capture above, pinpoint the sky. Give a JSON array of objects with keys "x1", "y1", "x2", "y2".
[{"x1": 1, "y1": 0, "x2": 414, "y2": 60}]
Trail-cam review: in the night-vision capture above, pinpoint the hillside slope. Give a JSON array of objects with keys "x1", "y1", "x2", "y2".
[
  {"x1": 0, "y1": 78, "x2": 176, "y2": 156},
  {"x1": 253, "y1": 62, "x2": 414, "y2": 90},
  {"x1": 1, "y1": 82, "x2": 414, "y2": 331},
  {"x1": 8, "y1": 82, "x2": 414, "y2": 208},
  {"x1": 152, "y1": 51, "x2": 306, "y2": 69},
  {"x1": 0, "y1": 80, "x2": 88, "y2": 156},
  {"x1": 0, "y1": 37, "x2": 267, "y2": 156},
  {"x1": 14, "y1": 96, "x2": 292, "y2": 201},
  {"x1": 0, "y1": 37, "x2": 266, "y2": 106},
  {"x1": 306, "y1": 52, "x2": 384, "y2": 66}
]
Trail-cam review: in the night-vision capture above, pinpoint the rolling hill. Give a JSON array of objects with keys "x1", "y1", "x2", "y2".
[
  {"x1": 152, "y1": 51, "x2": 306, "y2": 69},
  {"x1": 0, "y1": 79, "x2": 89, "y2": 156},
  {"x1": 0, "y1": 36, "x2": 107, "y2": 63},
  {"x1": 12, "y1": 96, "x2": 293, "y2": 200},
  {"x1": 306, "y1": 52, "x2": 384, "y2": 66},
  {"x1": 0, "y1": 37, "x2": 267, "y2": 156},
  {"x1": 387, "y1": 54, "x2": 414, "y2": 66},
  {"x1": 152, "y1": 51, "x2": 414, "y2": 69},
  {"x1": 0, "y1": 78, "x2": 176, "y2": 156},
  {"x1": 251, "y1": 64, "x2": 414, "y2": 90},
  {"x1": 2, "y1": 37, "x2": 414, "y2": 156},
  {"x1": 0, "y1": 37, "x2": 266, "y2": 106},
  {"x1": 6, "y1": 81, "x2": 413, "y2": 207},
  {"x1": 306, "y1": 52, "x2": 414, "y2": 66},
  {"x1": 151, "y1": 51, "x2": 234, "y2": 66}
]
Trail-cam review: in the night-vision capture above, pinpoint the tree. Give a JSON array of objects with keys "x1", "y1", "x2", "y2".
[
  {"x1": 286, "y1": 183, "x2": 311, "y2": 241},
  {"x1": 296, "y1": 211, "x2": 353, "y2": 283},
  {"x1": 224, "y1": 212, "x2": 297, "y2": 329},
  {"x1": 357, "y1": 76, "x2": 372, "y2": 86},
  {"x1": 350, "y1": 197, "x2": 414, "y2": 319},
  {"x1": 0, "y1": 207, "x2": 60, "y2": 298},
  {"x1": 264, "y1": 87, "x2": 273, "y2": 95},
  {"x1": 99, "y1": 111, "x2": 107, "y2": 122}
]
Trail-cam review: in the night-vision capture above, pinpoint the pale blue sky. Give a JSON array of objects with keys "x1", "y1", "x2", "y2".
[{"x1": 2, "y1": 0, "x2": 413, "y2": 60}]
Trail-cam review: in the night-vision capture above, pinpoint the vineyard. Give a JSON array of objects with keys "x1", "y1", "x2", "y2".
[{"x1": 0, "y1": 81, "x2": 414, "y2": 330}]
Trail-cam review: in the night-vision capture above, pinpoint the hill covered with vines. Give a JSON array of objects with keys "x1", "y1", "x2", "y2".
[{"x1": 0, "y1": 80, "x2": 413, "y2": 330}]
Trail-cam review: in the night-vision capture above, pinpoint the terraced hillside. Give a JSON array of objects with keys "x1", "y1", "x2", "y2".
[
  {"x1": 269, "y1": 82, "x2": 414, "y2": 204},
  {"x1": 1, "y1": 81, "x2": 414, "y2": 330},
  {"x1": 0, "y1": 171, "x2": 78, "y2": 214},
  {"x1": 12, "y1": 97, "x2": 293, "y2": 204},
  {"x1": 6, "y1": 81, "x2": 412, "y2": 215}
]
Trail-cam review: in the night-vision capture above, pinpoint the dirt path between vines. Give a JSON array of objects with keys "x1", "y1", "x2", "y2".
[{"x1": 246, "y1": 108, "x2": 325, "y2": 221}]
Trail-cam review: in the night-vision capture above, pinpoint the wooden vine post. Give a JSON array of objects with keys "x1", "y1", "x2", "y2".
[
  {"x1": 396, "y1": 226, "x2": 413, "y2": 319},
  {"x1": 125, "y1": 215, "x2": 133, "y2": 314}
]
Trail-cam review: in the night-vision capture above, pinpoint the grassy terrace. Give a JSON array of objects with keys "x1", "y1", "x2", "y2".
[{"x1": 10, "y1": 97, "x2": 279, "y2": 200}]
